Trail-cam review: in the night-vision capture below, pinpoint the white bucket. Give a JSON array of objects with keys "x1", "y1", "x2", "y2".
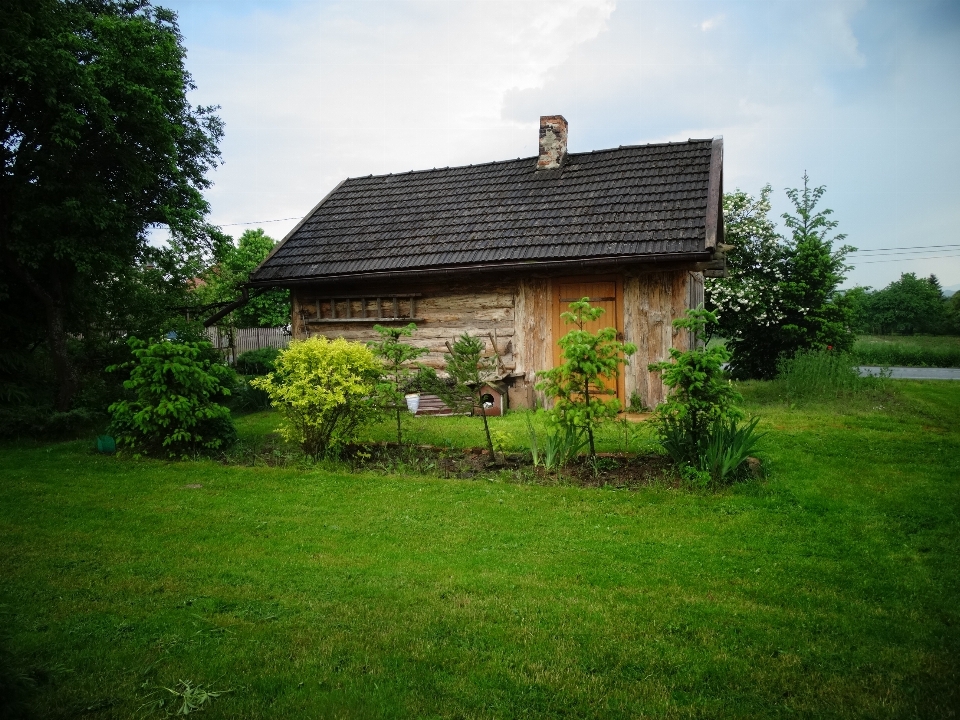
[{"x1": 404, "y1": 393, "x2": 420, "y2": 414}]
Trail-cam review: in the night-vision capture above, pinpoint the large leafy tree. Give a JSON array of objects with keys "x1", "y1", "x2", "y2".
[
  {"x1": 190, "y1": 228, "x2": 290, "y2": 328},
  {"x1": 864, "y1": 273, "x2": 947, "y2": 335},
  {"x1": 0, "y1": 0, "x2": 223, "y2": 410},
  {"x1": 707, "y1": 175, "x2": 854, "y2": 378}
]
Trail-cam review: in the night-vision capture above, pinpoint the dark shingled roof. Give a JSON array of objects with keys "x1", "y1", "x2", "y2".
[{"x1": 250, "y1": 138, "x2": 722, "y2": 285}]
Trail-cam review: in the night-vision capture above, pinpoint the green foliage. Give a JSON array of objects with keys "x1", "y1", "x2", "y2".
[
  {"x1": 0, "y1": 0, "x2": 224, "y2": 410},
  {"x1": 706, "y1": 177, "x2": 855, "y2": 379},
  {"x1": 854, "y1": 273, "x2": 948, "y2": 335},
  {"x1": 649, "y1": 308, "x2": 752, "y2": 483},
  {"x1": 140, "y1": 679, "x2": 230, "y2": 717},
  {"x1": 536, "y1": 299, "x2": 637, "y2": 457},
  {"x1": 235, "y1": 347, "x2": 281, "y2": 376},
  {"x1": 191, "y1": 229, "x2": 290, "y2": 328},
  {"x1": 252, "y1": 337, "x2": 382, "y2": 459},
  {"x1": 369, "y1": 323, "x2": 429, "y2": 445},
  {"x1": 428, "y1": 333, "x2": 500, "y2": 456},
  {"x1": 948, "y1": 291, "x2": 960, "y2": 334},
  {"x1": 524, "y1": 415, "x2": 586, "y2": 470},
  {"x1": 489, "y1": 429, "x2": 515, "y2": 454},
  {"x1": 700, "y1": 417, "x2": 763, "y2": 484},
  {"x1": 543, "y1": 424, "x2": 588, "y2": 470},
  {"x1": 230, "y1": 379, "x2": 273, "y2": 413},
  {"x1": 231, "y1": 349, "x2": 281, "y2": 413},
  {"x1": 852, "y1": 335, "x2": 960, "y2": 368},
  {"x1": 107, "y1": 338, "x2": 237, "y2": 459},
  {"x1": 777, "y1": 348, "x2": 889, "y2": 401}
]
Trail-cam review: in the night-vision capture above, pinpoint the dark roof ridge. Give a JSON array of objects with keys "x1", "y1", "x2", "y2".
[
  {"x1": 343, "y1": 138, "x2": 716, "y2": 183},
  {"x1": 617, "y1": 138, "x2": 714, "y2": 149}
]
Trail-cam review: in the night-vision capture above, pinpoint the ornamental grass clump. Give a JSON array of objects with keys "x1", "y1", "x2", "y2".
[
  {"x1": 107, "y1": 337, "x2": 237, "y2": 459},
  {"x1": 251, "y1": 337, "x2": 382, "y2": 459},
  {"x1": 649, "y1": 308, "x2": 762, "y2": 485}
]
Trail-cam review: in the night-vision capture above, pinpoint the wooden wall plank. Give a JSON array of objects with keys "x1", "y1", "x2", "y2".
[
  {"x1": 622, "y1": 275, "x2": 641, "y2": 405},
  {"x1": 514, "y1": 277, "x2": 551, "y2": 408}
]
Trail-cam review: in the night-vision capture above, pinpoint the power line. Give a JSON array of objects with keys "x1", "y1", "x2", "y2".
[
  {"x1": 847, "y1": 248, "x2": 960, "y2": 259},
  {"x1": 850, "y1": 243, "x2": 960, "y2": 254},
  {"x1": 219, "y1": 216, "x2": 301, "y2": 227},
  {"x1": 856, "y1": 253, "x2": 960, "y2": 265}
]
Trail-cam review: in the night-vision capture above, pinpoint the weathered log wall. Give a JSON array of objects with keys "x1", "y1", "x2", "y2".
[
  {"x1": 513, "y1": 277, "x2": 552, "y2": 408},
  {"x1": 292, "y1": 281, "x2": 517, "y2": 377},
  {"x1": 622, "y1": 269, "x2": 700, "y2": 408},
  {"x1": 291, "y1": 266, "x2": 701, "y2": 411}
]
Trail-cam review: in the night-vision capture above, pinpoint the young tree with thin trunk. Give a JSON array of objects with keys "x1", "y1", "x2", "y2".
[
  {"x1": 431, "y1": 334, "x2": 499, "y2": 457},
  {"x1": 536, "y1": 299, "x2": 636, "y2": 457},
  {"x1": 369, "y1": 323, "x2": 428, "y2": 446}
]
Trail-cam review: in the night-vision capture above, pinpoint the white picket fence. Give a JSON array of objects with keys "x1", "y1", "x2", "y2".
[{"x1": 205, "y1": 326, "x2": 291, "y2": 364}]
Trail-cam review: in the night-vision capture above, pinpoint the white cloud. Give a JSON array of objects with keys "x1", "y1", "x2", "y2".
[
  {"x1": 177, "y1": 0, "x2": 615, "y2": 238},
  {"x1": 700, "y1": 14, "x2": 722, "y2": 32},
  {"x1": 168, "y1": 0, "x2": 960, "y2": 287}
]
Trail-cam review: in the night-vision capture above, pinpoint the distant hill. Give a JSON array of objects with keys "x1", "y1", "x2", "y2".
[{"x1": 944, "y1": 283, "x2": 960, "y2": 298}]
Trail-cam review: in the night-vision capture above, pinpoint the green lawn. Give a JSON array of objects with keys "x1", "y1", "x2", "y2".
[
  {"x1": 1, "y1": 383, "x2": 959, "y2": 718},
  {"x1": 853, "y1": 334, "x2": 960, "y2": 367}
]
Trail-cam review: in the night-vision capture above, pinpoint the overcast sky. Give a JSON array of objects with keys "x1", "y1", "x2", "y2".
[{"x1": 162, "y1": 0, "x2": 960, "y2": 290}]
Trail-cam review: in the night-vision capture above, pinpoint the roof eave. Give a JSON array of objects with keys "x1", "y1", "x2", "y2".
[
  {"x1": 248, "y1": 251, "x2": 715, "y2": 289},
  {"x1": 704, "y1": 137, "x2": 723, "y2": 250}
]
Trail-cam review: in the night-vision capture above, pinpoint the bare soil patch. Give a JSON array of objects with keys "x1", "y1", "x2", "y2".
[{"x1": 346, "y1": 442, "x2": 679, "y2": 489}]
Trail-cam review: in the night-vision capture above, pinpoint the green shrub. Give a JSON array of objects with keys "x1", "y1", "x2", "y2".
[
  {"x1": 235, "y1": 347, "x2": 281, "y2": 375},
  {"x1": 230, "y1": 377, "x2": 273, "y2": 412},
  {"x1": 0, "y1": 405, "x2": 104, "y2": 439},
  {"x1": 649, "y1": 309, "x2": 744, "y2": 463},
  {"x1": 107, "y1": 338, "x2": 237, "y2": 458},
  {"x1": 251, "y1": 337, "x2": 382, "y2": 459},
  {"x1": 536, "y1": 298, "x2": 636, "y2": 457}
]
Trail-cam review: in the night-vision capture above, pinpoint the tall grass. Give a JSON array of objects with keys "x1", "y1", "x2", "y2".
[
  {"x1": 777, "y1": 348, "x2": 887, "y2": 401},
  {"x1": 852, "y1": 335, "x2": 960, "y2": 368}
]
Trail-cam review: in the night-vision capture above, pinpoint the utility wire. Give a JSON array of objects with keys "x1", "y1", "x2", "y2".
[
  {"x1": 856, "y1": 253, "x2": 960, "y2": 265},
  {"x1": 847, "y1": 249, "x2": 960, "y2": 259},
  {"x1": 849, "y1": 243, "x2": 960, "y2": 254},
  {"x1": 219, "y1": 216, "x2": 300, "y2": 227}
]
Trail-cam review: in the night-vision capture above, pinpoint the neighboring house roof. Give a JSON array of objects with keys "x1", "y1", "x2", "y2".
[{"x1": 250, "y1": 137, "x2": 723, "y2": 286}]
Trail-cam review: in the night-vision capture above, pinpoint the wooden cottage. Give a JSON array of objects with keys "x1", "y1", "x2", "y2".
[{"x1": 248, "y1": 116, "x2": 725, "y2": 409}]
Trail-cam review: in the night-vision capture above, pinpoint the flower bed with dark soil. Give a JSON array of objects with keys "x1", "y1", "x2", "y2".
[{"x1": 346, "y1": 442, "x2": 681, "y2": 489}]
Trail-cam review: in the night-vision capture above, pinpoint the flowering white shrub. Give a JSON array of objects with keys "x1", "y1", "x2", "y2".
[{"x1": 706, "y1": 177, "x2": 855, "y2": 379}]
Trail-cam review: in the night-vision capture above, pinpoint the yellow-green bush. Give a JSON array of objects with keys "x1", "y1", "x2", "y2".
[{"x1": 252, "y1": 337, "x2": 382, "y2": 458}]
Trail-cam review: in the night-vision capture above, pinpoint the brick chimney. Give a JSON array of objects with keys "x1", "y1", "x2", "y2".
[{"x1": 537, "y1": 115, "x2": 568, "y2": 170}]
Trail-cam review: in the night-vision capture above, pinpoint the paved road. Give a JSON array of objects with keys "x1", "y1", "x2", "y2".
[{"x1": 858, "y1": 366, "x2": 960, "y2": 380}]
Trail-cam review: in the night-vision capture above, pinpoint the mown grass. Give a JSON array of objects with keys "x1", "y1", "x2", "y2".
[
  {"x1": 853, "y1": 334, "x2": 960, "y2": 367},
  {"x1": 1, "y1": 383, "x2": 959, "y2": 718}
]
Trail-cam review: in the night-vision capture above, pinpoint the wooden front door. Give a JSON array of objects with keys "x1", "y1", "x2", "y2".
[{"x1": 552, "y1": 277, "x2": 623, "y2": 402}]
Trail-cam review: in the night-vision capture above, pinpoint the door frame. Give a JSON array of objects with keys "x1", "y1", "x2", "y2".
[{"x1": 551, "y1": 274, "x2": 626, "y2": 404}]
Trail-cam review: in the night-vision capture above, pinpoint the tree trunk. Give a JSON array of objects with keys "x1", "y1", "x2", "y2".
[
  {"x1": 584, "y1": 380, "x2": 595, "y2": 456},
  {"x1": 44, "y1": 298, "x2": 78, "y2": 411},
  {"x1": 480, "y1": 404, "x2": 494, "y2": 457},
  {"x1": 1, "y1": 249, "x2": 77, "y2": 411}
]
